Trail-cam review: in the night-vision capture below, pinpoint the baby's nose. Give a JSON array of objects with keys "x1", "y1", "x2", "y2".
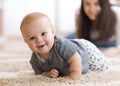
[{"x1": 36, "y1": 37, "x2": 43, "y2": 43}]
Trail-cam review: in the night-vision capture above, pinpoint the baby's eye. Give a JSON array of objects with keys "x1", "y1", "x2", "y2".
[
  {"x1": 29, "y1": 37, "x2": 35, "y2": 40},
  {"x1": 41, "y1": 32, "x2": 47, "y2": 36}
]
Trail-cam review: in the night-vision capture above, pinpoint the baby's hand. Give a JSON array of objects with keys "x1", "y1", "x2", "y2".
[
  {"x1": 44, "y1": 69, "x2": 59, "y2": 78},
  {"x1": 60, "y1": 76, "x2": 74, "y2": 83}
]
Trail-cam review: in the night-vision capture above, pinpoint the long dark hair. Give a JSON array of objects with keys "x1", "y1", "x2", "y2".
[{"x1": 76, "y1": 0, "x2": 117, "y2": 42}]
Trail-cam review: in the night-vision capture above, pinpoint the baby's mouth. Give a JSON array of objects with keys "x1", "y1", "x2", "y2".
[{"x1": 37, "y1": 44, "x2": 46, "y2": 48}]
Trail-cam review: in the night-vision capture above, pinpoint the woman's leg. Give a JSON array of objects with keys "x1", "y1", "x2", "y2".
[{"x1": 91, "y1": 40, "x2": 116, "y2": 48}]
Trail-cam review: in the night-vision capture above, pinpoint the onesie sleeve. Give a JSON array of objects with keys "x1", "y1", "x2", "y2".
[{"x1": 54, "y1": 36, "x2": 80, "y2": 61}]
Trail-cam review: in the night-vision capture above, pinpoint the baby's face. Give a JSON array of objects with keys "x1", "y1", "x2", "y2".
[{"x1": 22, "y1": 17, "x2": 55, "y2": 57}]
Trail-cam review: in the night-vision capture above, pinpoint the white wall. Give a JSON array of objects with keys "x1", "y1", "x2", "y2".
[
  {"x1": 2, "y1": 0, "x2": 81, "y2": 37},
  {"x1": 3, "y1": 0, "x2": 56, "y2": 37},
  {"x1": 2, "y1": 0, "x2": 120, "y2": 39},
  {"x1": 3, "y1": 0, "x2": 26, "y2": 37},
  {"x1": 56, "y1": 0, "x2": 80, "y2": 34}
]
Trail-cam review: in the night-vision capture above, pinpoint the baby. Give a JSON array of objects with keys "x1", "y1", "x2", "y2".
[{"x1": 20, "y1": 12, "x2": 110, "y2": 82}]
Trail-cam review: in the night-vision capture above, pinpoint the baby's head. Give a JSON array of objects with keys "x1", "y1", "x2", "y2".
[{"x1": 20, "y1": 12, "x2": 55, "y2": 58}]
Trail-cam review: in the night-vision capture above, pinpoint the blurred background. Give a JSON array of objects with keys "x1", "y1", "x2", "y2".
[
  {"x1": 0, "y1": 0, "x2": 120, "y2": 49},
  {"x1": 0, "y1": 0, "x2": 120, "y2": 82}
]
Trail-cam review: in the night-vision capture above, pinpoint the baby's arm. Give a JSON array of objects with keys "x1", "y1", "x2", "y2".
[
  {"x1": 42, "y1": 69, "x2": 59, "y2": 78},
  {"x1": 62, "y1": 52, "x2": 82, "y2": 82}
]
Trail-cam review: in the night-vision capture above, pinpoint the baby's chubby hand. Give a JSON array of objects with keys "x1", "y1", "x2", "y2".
[
  {"x1": 59, "y1": 76, "x2": 75, "y2": 83},
  {"x1": 42, "y1": 69, "x2": 59, "y2": 78}
]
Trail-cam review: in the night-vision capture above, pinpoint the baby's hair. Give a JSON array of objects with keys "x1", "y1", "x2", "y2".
[{"x1": 20, "y1": 12, "x2": 50, "y2": 30}]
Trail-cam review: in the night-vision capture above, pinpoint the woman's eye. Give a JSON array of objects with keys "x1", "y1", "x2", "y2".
[
  {"x1": 29, "y1": 37, "x2": 35, "y2": 40},
  {"x1": 95, "y1": 2, "x2": 99, "y2": 6},
  {"x1": 85, "y1": 2, "x2": 90, "y2": 6},
  {"x1": 41, "y1": 32, "x2": 47, "y2": 36}
]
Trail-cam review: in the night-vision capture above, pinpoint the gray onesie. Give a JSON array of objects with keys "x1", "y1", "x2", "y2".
[
  {"x1": 30, "y1": 36, "x2": 110, "y2": 76},
  {"x1": 30, "y1": 36, "x2": 89, "y2": 76}
]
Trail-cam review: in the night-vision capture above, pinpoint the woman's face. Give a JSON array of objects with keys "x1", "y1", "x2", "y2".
[{"x1": 83, "y1": 0, "x2": 101, "y2": 20}]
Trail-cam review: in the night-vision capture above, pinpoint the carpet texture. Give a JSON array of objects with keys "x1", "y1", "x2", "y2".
[
  {"x1": 0, "y1": 55, "x2": 120, "y2": 86},
  {"x1": 0, "y1": 39, "x2": 120, "y2": 86}
]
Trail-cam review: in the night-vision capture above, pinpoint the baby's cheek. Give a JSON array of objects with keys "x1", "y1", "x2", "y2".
[{"x1": 29, "y1": 43, "x2": 36, "y2": 51}]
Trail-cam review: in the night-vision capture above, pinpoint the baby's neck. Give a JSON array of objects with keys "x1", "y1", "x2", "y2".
[{"x1": 38, "y1": 53, "x2": 49, "y2": 60}]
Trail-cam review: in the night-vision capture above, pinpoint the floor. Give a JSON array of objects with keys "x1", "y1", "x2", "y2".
[
  {"x1": 0, "y1": 37, "x2": 120, "y2": 86},
  {"x1": 0, "y1": 37, "x2": 32, "y2": 72}
]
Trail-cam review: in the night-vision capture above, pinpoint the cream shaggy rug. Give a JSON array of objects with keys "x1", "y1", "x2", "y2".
[
  {"x1": 1, "y1": 36, "x2": 120, "y2": 86},
  {"x1": 0, "y1": 56, "x2": 120, "y2": 86}
]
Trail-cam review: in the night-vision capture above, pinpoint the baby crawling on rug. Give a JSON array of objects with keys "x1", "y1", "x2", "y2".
[{"x1": 20, "y1": 12, "x2": 110, "y2": 82}]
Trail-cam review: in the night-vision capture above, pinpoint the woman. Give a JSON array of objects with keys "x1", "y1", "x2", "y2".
[{"x1": 66, "y1": 0, "x2": 117, "y2": 48}]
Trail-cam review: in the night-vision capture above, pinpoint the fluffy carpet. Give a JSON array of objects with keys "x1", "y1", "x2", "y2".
[
  {"x1": 0, "y1": 54, "x2": 120, "y2": 86},
  {"x1": 1, "y1": 37, "x2": 120, "y2": 86}
]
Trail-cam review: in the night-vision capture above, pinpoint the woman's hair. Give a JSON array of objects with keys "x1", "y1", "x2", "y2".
[{"x1": 76, "y1": 0, "x2": 117, "y2": 41}]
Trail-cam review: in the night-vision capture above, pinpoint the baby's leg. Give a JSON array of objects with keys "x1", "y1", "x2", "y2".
[{"x1": 80, "y1": 39, "x2": 111, "y2": 71}]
